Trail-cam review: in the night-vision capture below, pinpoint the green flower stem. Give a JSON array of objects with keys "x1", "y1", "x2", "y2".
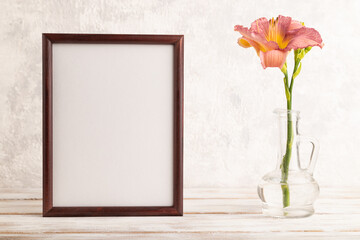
[
  {"x1": 290, "y1": 59, "x2": 301, "y2": 92},
  {"x1": 280, "y1": 64, "x2": 294, "y2": 208},
  {"x1": 280, "y1": 48, "x2": 308, "y2": 209},
  {"x1": 281, "y1": 98, "x2": 293, "y2": 208}
]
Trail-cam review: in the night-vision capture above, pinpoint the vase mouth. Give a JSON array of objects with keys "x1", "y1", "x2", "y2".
[{"x1": 273, "y1": 108, "x2": 300, "y2": 117}]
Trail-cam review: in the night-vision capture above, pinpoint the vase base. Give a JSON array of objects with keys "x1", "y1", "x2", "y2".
[{"x1": 261, "y1": 203, "x2": 314, "y2": 218}]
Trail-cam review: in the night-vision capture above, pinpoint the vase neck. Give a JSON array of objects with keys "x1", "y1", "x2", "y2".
[{"x1": 274, "y1": 109, "x2": 301, "y2": 171}]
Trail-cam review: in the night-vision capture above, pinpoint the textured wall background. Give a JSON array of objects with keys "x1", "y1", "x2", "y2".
[{"x1": 0, "y1": 0, "x2": 360, "y2": 188}]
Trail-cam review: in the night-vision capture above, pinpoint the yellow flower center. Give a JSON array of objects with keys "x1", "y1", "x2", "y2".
[{"x1": 265, "y1": 17, "x2": 288, "y2": 49}]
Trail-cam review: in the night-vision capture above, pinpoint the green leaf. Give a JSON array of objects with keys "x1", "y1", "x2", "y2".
[
  {"x1": 294, "y1": 47, "x2": 312, "y2": 62},
  {"x1": 305, "y1": 46, "x2": 312, "y2": 54},
  {"x1": 295, "y1": 49, "x2": 305, "y2": 60},
  {"x1": 283, "y1": 77, "x2": 291, "y2": 100},
  {"x1": 281, "y1": 62, "x2": 287, "y2": 75},
  {"x1": 293, "y1": 62, "x2": 302, "y2": 79}
]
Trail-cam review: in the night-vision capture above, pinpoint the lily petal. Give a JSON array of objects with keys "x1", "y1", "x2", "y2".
[
  {"x1": 260, "y1": 50, "x2": 289, "y2": 69},
  {"x1": 250, "y1": 17, "x2": 269, "y2": 39},
  {"x1": 234, "y1": 25, "x2": 278, "y2": 52},
  {"x1": 239, "y1": 37, "x2": 265, "y2": 56},
  {"x1": 289, "y1": 20, "x2": 303, "y2": 30},
  {"x1": 283, "y1": 27, "x2": 324, "y2": 51},
  {"x1": 249, "y1": 15, "x2": 293, "y2": 49},
  {"x1": 269, "y1": 15, "x2": 292, "y2": 46},
  {"x1": 238, "y1": 37, "x2": 251, "y2": 48}
]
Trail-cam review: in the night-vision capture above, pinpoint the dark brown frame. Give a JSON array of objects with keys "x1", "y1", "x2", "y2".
[{"x1": 43, "y1": 34, "x2": 183, "y2": 217}]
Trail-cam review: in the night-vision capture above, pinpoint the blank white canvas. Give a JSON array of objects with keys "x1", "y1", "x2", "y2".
[{"x1": 52, "y1": 43, "x2": 174, "y2": 207}]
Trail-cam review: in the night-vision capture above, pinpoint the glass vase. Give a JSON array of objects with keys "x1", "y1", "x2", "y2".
[{"x1": 257, "y1": 109, "x2": 320, "y2": 218}]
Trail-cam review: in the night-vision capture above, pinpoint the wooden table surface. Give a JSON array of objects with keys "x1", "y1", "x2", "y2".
[{"x1": 0, "y1": 187, "x2": 359, "y2": 239}]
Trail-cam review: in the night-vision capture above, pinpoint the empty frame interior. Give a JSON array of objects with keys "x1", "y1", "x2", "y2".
[
  {"x1": 52, "y1": 43, "x2": 174, "y2": 207},
  {"x1": 43, "y1": 34, "x2": 183, "y2": 216}
]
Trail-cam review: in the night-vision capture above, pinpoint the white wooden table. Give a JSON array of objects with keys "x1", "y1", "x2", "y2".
[{"x1": 0, "y1": 188, "x2": 359, "y2": 239}]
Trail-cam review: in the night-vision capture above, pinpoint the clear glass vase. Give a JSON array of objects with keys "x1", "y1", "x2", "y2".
[{"x1": 258, "y1": 109, "x2": 320, "y2": 218}]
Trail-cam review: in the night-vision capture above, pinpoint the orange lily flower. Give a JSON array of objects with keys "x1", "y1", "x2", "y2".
[{"x1": 234, "y1": 15, "x2": 324, "y2": 69}]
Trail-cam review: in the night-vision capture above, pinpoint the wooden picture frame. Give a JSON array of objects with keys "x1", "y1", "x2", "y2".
[{"x1": 43, "y1": 34, "x2": 183, "y2": 217}]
